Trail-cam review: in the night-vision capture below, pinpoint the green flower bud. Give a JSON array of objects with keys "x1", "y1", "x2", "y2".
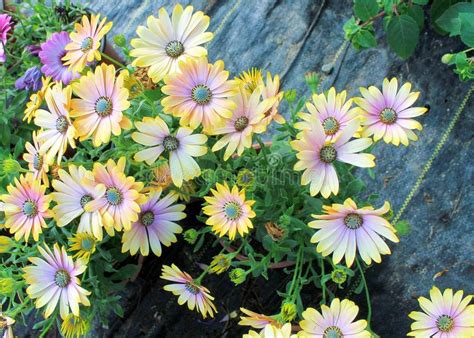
[
  {"x1": 331, "y1": 268, "x2": 347, "y2": 284},
  {"x1": 209, "y1": 254, "x2": 231, "y2": 275},
  {"x1": 278, "y1": 214, "x2": 291, "y2": 228},
  {"x1": 441, "y1": 53, "x2": 454, "y2": 64},
  {"x1": 0, "y1": 236, "x2": 13, "y2": 253},
  {"x1": 280, "y1": 301, "x2": 297, "y2": 322},
  {"x1": 304, "y1": 72, "x2": 319, "y2": 94},
  {"x1": 2, "y1": 159, "x2": 22, "y2": 175},
  {"x1": 284, "y1": 89, "x2": 297, "y2": 104},
  {"x1": 113, "y1": 34, "x2": 127, "y2": 48},
  {"x1": 236, "y1": 169, "x2": 255, "y2": 188},
  {"x1": 395, "y1": 220, "x2": 411, "y2": 236},
  {"x1": 183, "y1": 229, "x2": 198, "y2": 244},
  {"x1": 229, "y1": 268, "x2": 246, "y2": 285},
  {"x1": 0, "y1": 277, "x2": 15, "y2": 295}
]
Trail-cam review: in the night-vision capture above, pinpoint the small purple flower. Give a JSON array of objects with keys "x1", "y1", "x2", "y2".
[
  {"x1": 26, "y1": 44, "x2": 41, "y2": 56},
  {"x1": 15, "y1": 66, "x2": 42, "y2": 92},
  {"x1": 0, "y1": 14, "x2": 13, "y2": 63},
  {"x1": 39, "y1": 31, "x2": 80, "y2": 85}
]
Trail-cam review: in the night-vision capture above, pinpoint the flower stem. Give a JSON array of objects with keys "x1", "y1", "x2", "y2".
[
  {"x1": 288, "y1": 246, "x2": 303, "y2": 298},
  {"x1": 356, "y1": 258, "x2": 372, "y2": 328},
  {"x1": 100, "y1": 52, "x2": 126, "y2": 69},
  {"x1": 320, "y1": 256, "x2": 327, "y2": 304},
  {"x1": 195, "y1": 246, "x2": 227, "y2": 284}
]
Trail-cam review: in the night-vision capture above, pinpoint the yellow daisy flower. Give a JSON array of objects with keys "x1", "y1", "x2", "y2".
[
  {"x1": 85, "y1": 157, "x2": 144, "y2": 233},
  {"x1": 243, "y1": 323, "x2": 295, "y2": 338},
  {"x1": 239, "y1": 308, "x2": 281, "y2": 329},
  {"x1": 130, "y1": 4, "x2": 213, "y2": 83},
  {"x1": 161, "y1": 56, "x2": 238, "y2": 132},
  {"x1": 23, "y1": 77, "x2": 52, "y2": 123},
  {"x1": 259, "y1": 72, "x2": 285, "y2": 127},
  {"x1": 211, "y1": 86, "x2": 275, "y2": 160},
  {"x1": 60, "y1": 314, "x2": 90, "y2": 338},
  {"x1": 132, "y1": 116, "x2": 207, "y2": 187},
  {"x1": 71, "y1": 63, "x2": 131, "y2": 147},
  {"x1": 408, "y1": 286, "x2": 474, "y2": 337},
  {"x1": 34, "y1": 83, "x2": 76, "y2": 164},
  {"x1": 69, "y1": 233, "x2": 97, "y2": 261},
  {"x1": 237, "y1": 68, "x2": 263, "y2": 94},
  {"x1": 63, "y1": 14, "x2": 113, "y2": 73},
  {"x1": 203, "y1": 182, "x2": 256, "y2": 240}
]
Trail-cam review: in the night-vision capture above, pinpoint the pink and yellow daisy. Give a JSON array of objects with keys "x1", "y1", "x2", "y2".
[
  {"x1": 23, "y1": 244, "x2": 90, "y2": 319},
  {"x1": 161, "y1": 264, "x2": 217, "y2": 318},
  {"x1": 244, "y1": 323, "x2": 295, "y2": 338},
  {"x1": 84, "y1": 157, "x2": 144, "y2": 233},
  {"x1": 291, "y1": 119, "x2": 375, "y2": 198},
  {"x1": 23, "y1": 131, "x2": 50, "y2": 186},
  {"x1": 259, "y1": 72, "x2": 285, "y2": 127},
  {"x1": 161, "y1": 56, "x2": 237, "y2": 132},
  {"x1": 295, "y1": 87, "x2": 359, "y2": 140},
  {"x1": 309, "y1": 198, "x2": 399, "y2": 267},
  {"x1": 203, "y1": 182, "x2": 255, "y2": 240},
  {"x1": 63, "y1": 14, "x2": 112, "y2": 72},
  {"x1": 239, "y1": 308, "x2": 281, "y2": 329},
  {"x1": 34, "y1": 83, "x2": 76, "y2": 164},
  {"x1": 354, "y1": 78, "x2": 427, "y2": 146},
  {"x1": 408, "y1": 286, "x2": 474, "y2": 337},
  {"x1": 122, "y1": 189, "x2": 185, "y2": 256},
  {"x1": 71, "y1": 63, "x2": 131, "y2": 147},
  {"x1": 51, "y1": 165, "x2": 111, "y2": 240},
  {"x1": 130, "y1": 4, "x2": 213, "y2": 83},
  {"x1": 132, "y1": 116, "x2": 207, "y2": 187},
  {"x1": 299, "y1": 298, "x2": 371, "y2": 338},
  {"x1": 211, "y1": 86, "x2": 275, "y2": 160},
  {"x1": 0, "y1": 173, "x2": 52, "y2": 242}
]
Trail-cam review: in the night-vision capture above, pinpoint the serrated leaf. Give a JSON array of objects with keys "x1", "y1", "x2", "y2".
[
  {"x1": 354, "y1": 29, "x2": 377, "y2": 48},
  {"x1": 386, "y1": 14, "x2": 420, "y2": 59},
  {"x1": 435, "y1": 2, "x2": 474, "y2": 35},
  {"x1": 354, "y1": 0, "x2": 379, "y2": 21}
]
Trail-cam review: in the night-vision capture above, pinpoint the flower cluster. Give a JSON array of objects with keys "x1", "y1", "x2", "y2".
[{"x1": 0, "y1": 3, "x2": 469, "y2": 338}]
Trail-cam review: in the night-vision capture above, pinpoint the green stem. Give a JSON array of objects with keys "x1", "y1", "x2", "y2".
[
  {"x1": 195, "y1": 247, "x2": 226, "y2": 284},
  {"x1": 255, "y1": 135, "x2": 269, "y2": 164},
  {"x1": 320, "y1": 256, "x2": 327, "y2": 304},
  {"x1": 100, "y1": 52, "x2": 126, "y2": 69},
  {"x1": 288, "y1": 246, "x2": 303, "y2": 297},
  {"x1": 39, "y1": 312, "x2": 57, "y2": 338},
  {"x1": 356, "y1": 258, "x2": 372, "y2": 328}
]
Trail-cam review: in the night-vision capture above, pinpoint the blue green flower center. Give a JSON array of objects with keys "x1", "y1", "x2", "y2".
[
  {"x1": 95, "y1": 97, "x2": 113, "y2": 117},
  {"x1": 344, "y1": 213, "x2": 363, "y2": 230},
  {"x1": 140, "y1": 210, "x2": 155, "y2": 226},
  {"x1": 106, "y1": 187, "x2": 123, "y2": 206},
  {"x1": 234, "y1": 116, "x2": 249, "y2": 132},
  {"x1": 80, "y1": 238, "x2": 94, "y2": 251},
  {"x1": 56, "y1": 115, "x2": 69, "y2": 133},
  {"x1": 436, "y1": 315, "x2": 454, "y2": 332},
  {"x1": 22, "y1": 200, "x2": 38, "y2": 217},
  {"x1": 165, "y1": 40, "x2": 184, "y2": 58},
  {"x1": 80, "y1": 194, "x2": 93, "y2": 209},
  {"x1": 185, "y1": 282, "x2": 199, "y2": 295},
  {"x1": 380, "y1": 108, "x2": 397, "y2": 124},
  {"x1": 322, "y1": 117, "x2": 340, "y2": 135},
  {"x1": 33, "y1": 153, "x2": 43, "y2": 170},
  {"x1": 224, "y1": 201, "x2": 242, "y2": 220},
  {"x1": 80, "y1": 37, "x2": 93, "y2": 52},
  {"x1": 319, "y1": 145, "x2": 337, "y2": 163},
  {"x1": 191, "y1": 85, "x2": 212, "y2": 105},
  {"x1": 163, "y1": 136, "x2": 179, "y2": 152},
  {"x1": 54, "y1": 269, "x2": 71, "y2": 288},
  {"x1": 323, "y1": 326, "x2": 343, "y2": 338}
]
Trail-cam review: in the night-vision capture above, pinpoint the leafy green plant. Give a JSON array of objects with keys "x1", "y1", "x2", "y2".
[{"x1": 344, "y1": 0, "x2": 474, "y2": 81}]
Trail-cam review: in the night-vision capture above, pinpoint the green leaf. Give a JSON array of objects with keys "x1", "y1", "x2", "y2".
[
  {"x1": 407, "y1": 5, "x2": 425, "y2": 30},
  {"x1": 430, "y1": 0, "x2": 463, "y2": 27},
  {"x1": 354, "y1": 0, "x2": 379, "y2": 21},
  {"x1": 394, "y1": 220, "x2": 411, "y2": 236},
  {"x1": 343, "y1": 17, "x2": 361, "y2": 40},
  {"x1": 413, "y1": 0, "x2": 429, "y2": 4},
  {"x1": 460, "y1": 13, "x2": 474, "y2": 47},
  {"x1": 353, "y1": 29, "x2": 377, "y2": 49},
  {"x1": 386, "y1": 14, "x2": 420, "y2": 59},
  {"x1": 435, "y1": 2, "x2": 474, "y2": 35}
]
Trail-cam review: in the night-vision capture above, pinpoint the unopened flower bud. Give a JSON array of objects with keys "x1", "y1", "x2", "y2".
[
  {"x1": 113, "y1": 34, "x2": 127, "y2": 48},
  {"x1": 441, "y1": 53, "x2": 454, "y2": 64},
  {"x1": 280, "y1": 301, "x2": 297, "y2": 322},
  {"x1": 209, "y1": 254, "x2": 231, "y2": 275},
  {"x1": 0, "y1": 236, "x2": 13, "y2": 253},
  {"x1": 183, "y1": 229, "x2": 198, "y2": 244},
  {"x1": 0, "y1": 277, "x2": 15, "y2": 295},
  {"x1": 284, "y1": 89, "x2": 297, "y2": 104},
  {"x1": 305, "y1": 72, "x2": 319, "y2": 94},
  {"x1": 229, "y1": 268, "x2": 246, "y2": 285},
  {"x1": 2, "y1": 159, "x2": 21, "y2": 175}
]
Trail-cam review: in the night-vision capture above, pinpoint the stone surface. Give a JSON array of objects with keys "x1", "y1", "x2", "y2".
[{"x1": 89, "y1": 0, "x2": 474, "y2": 337}]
